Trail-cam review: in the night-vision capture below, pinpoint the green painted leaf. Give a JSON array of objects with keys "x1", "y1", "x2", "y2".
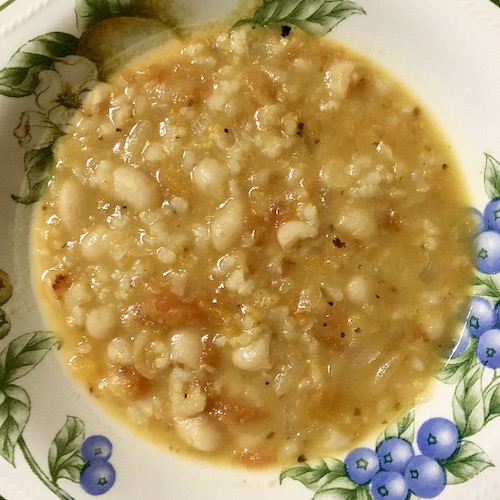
[
  {"x1": 314, "y1": 483, "x2": 370, "y2": 500},
  {"x1": 280, "y1": 458, "x2": 347, "y2": 491},
  {"x1": 484, "y1": 154, "x2": 500, "y2": 200},
  {"x1": 238, "y1": 0, "x2": 366, "y2": 36},
  {"x1": 0, "y1": 32, "x2": 78, "y2": 97},
  {"x1": 25, "y1": 145, "x2": 57, "y2": 183},
  {"x1": 0, "y1": 271, "x2": 13, "y2": 307},
  {"x1": 452, "y1": 363, "x2": 485, "y2": 438},
  {"x1": 12, "y1": 147, "x2": 55, "y2": 205},
  {"x1": 0, "y1": 385, "x2": 30, "y2": 465},
  {"x1": 0, "y1": 331, "x2": 57, "y2": 387},
  {"x1": 12, "y1": 177, "x2": 50, "y2": 205},
  {"x1": 442, "y1": 440, "x2": 494, "y2": 485},
  {"x1": 376, "y1": 411, "x2": 415, "y2": 447},
  {"x1": 484, "y1": 378, "x2": 500, "y2": 424},
  {"x1": 48, "y1": 416, "x2": 86, "y2": 483},
  {"x1": 0, "y1": 0, "x2": 18, "y2": 14},
  {"x1": 75, "y1": 0, "x2": 132, "y2": 31},
  {"x1": 439, "y1": 338, "x2": 479, "y2": 385},
  {"x1": 0, "y1": 310, "x2": 10, "y2": 341},
  {"x1": 472, "y1": 272, "x2": 500, "y2": 299}
]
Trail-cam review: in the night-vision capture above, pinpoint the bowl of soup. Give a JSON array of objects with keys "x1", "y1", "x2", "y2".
[{"x1": 0, "y1": 1, "x2": 499, "y2": 499}]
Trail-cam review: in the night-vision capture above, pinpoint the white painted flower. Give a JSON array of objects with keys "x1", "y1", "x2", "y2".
[
  {"x1": 35, "y1": 55, "x2": 98, "y2": 131},
  {"x1": 14, "y1": 111, "x2": 62, "y2": 150}
]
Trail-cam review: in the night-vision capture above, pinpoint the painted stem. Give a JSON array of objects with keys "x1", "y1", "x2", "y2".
[
  {"x1": 17, "y1": 435, "x2": 75, "y2": 500},
  {"x1": 484, "y1": 370, "x2": 500, "y2": 392},
  {"x1": 0, "y1": 0, "x2": 17, "y2": 13}
]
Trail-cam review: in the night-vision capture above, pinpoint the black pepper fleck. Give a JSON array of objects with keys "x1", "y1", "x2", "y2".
[
  {"x1": 297, "y1": 454, "x2": 307, "y2": 463},
  {"x1": 281, "y1": 25, "x2": 292, "y2": 37},
  {"x1": 332, "y1": 236, "x2": 346, "y2": 248}
]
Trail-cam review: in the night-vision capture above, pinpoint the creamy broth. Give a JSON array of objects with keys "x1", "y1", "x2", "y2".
[{"x1": 33, "y1": 26, "x2": 473, "y2": 467}]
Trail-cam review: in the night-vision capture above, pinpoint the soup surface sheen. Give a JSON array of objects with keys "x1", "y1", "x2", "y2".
[{"x1": 33, "y1": 26, "x2": 472, "y2": 467}]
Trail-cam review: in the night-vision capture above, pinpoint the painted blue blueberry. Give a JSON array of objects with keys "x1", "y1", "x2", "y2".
[
  {"x1": 475, "y1": 231, "x2": 500, "y2": 274},
  {"x1": 451, "y1": 328, "x2": 471, "y2": 358},
  {"x1": 377, "y1": 437, "x2": 415, "y2": 473},
  {"x1": 469, "y1": 207, "x2": 485, "y2": 235},
  {"x1": 477, "y1": 328, "x2": 500, "y2": 369},
  {"x1": 81, "y1": 435, "x2": 113, "y2": 462},
  {"x1": 494, "y1": 301, "x2": 500, "y2": 328},
  {"x1": 417, "y1": 418, "x2": 459, "y2": 460},
  {"x1": 344, "y1": 447, "x2": 380, "y2": 485},
  {"x1": 404, "y1": 455, "x2": 446, "y2": 498},
  {"x1": 483, "y1": 198, "x2": 500, "y2": 232},
  {"x1": 80, "y1": 458, "x2": 116, "y2": 496},
  {"x1": 465, "y1": 296, "x2": 495, "y2": 338},
  {"x1": 370, "y1": 470, "x2": 409, "y2": 500}
]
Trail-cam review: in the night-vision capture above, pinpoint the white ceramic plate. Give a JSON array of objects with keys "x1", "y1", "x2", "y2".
[{"x1": 1, "y1": 1, "x2": 500, "y2": 499}]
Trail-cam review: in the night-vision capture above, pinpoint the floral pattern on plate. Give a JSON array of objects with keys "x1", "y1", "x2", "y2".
[{"x1": 0, "y1": 271, "x2": 116, "y2": 498}]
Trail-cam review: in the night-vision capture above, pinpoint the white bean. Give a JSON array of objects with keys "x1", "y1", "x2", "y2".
[
  {"x1": 170, "y1": 196, "x2": 188, "y2": 214},
  {"x1": 337, "y1": 207, "x2": 375, "y2": 240},
  {"x1": 156, "y1": 247, "x2": 177, "y2": 264},
  {"x1": 324, "y1": 60, "x2": 355, "y2": 100},
  {"x1": 276, "y1": 220, "x2": 318, "y2": 252},
  {"x1": 346, "y1": 275, "x2": 369, "y2": 305},
  {"x1": 419, "y1": 311, "x2": 445, "y2": 340},
  {"x1": 210, "y1": 199, "x2": 244, "y2": 252},
  {"x1": 81, "y1": 226, "x2": 110, "y2": 261},
  {"x1": 170, "y1": 329, "x2": 202, "y2": 370},
  {"x1": 169, "y1": 369, "x2": 207, "y2": 418},
  {"x1": 64, "y1": 282, "x2": 91, "y2": 306},
  {"x1": 143, "y1": 142, "x2": 166, "y2": 163},
  {"x1": 232, "y1": 336, "x2": 271, "y2": 371},
  {"x1": 174, "y1": 415, "x2": 222, "y2": 452},
  {"x1": 85, "y1": 306, "x2": 116, "y2": 340},
  {"x1": 225, "y1": 268, "x2": 255, "y2": 296},
  {"x1": 107, "y1": 337, "x2": 134, "y2": 366},
  {"x1": 113, "y1": 166, "x2": 161, "y2": 211},
  {"x1": 133, "y1": 331, "x2": 171, "y2": 379},
  {"x1": 191, "y1": 158, "x2": 228, "y2": 198},
  {"x1": 58, "y1": 178, "x2": 87, "y2": 230}
]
